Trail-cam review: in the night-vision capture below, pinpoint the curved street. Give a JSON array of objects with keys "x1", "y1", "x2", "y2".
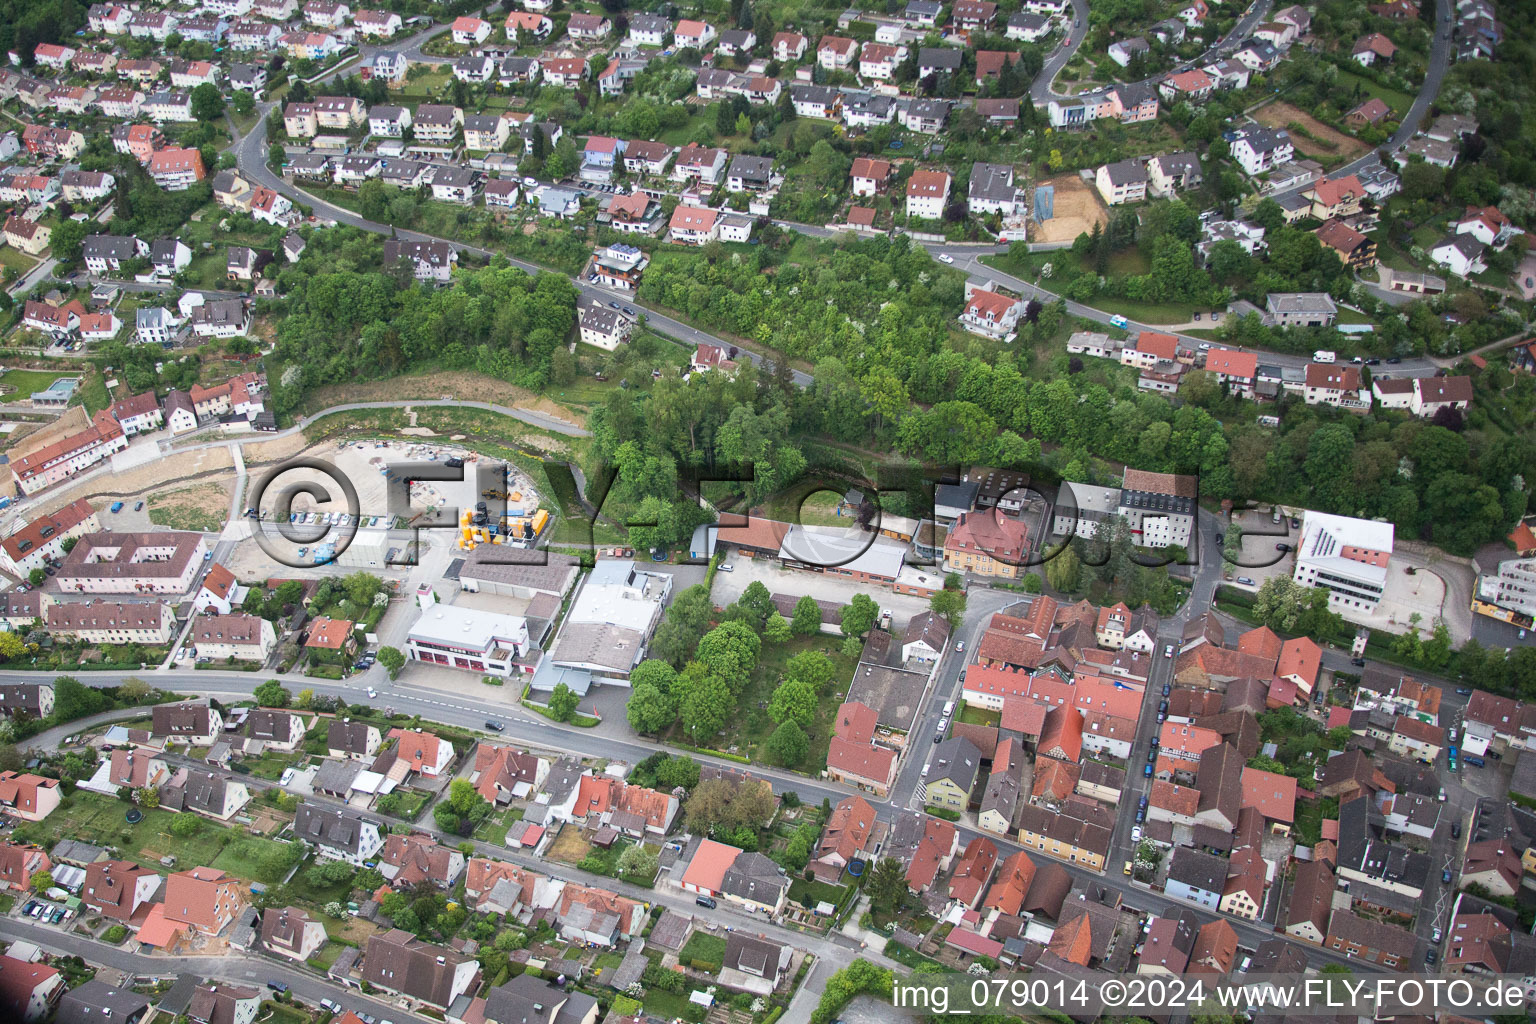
[
  {"x1": 1033, "y1": 0, "x2": 1274, "y2": 103},
  {"x1": 217, "y1": 0, "x2": 1460, "y2": 396}
]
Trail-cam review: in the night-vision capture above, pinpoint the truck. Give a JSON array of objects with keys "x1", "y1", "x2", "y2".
[
  {"x1": 1313, "y1": 350, "x2": 1337, "y2": 363},
  {"x1": 1109, "y1": 314, "x2": 1129, "y2": 330}
]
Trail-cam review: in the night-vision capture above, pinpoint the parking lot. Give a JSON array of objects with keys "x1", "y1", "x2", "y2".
[
  {"x1": 17, "y1": 897, "x2": 76, "y2": 927},
  {"x1": 1219, "y1": 508, "x2": 1302, "y2": 590},
  {"x1": 710, "y1": 551, "x2": 933, "y2": 629}
]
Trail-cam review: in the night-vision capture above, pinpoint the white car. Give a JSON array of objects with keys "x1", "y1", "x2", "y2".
[
  {"x1": 1130, "y1": 825, "x2": 1143, "y2": 842},
  {"x1": 937, "y1": 253, "x2": 955, "y2": 264},
  {"x1": 366, "y1": 687, "x2": 377, "y2": 699},
  {"x1": 954, "y1": 640, "x2": 965, "y2": 653}
]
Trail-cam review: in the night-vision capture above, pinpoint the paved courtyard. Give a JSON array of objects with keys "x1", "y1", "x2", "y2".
[{"x1": 710, "y1": 551, "x2": 933, "y2": 629}]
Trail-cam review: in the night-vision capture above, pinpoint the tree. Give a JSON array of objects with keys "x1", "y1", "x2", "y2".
[
  {"x1": 28, "y1": 569, "x2": 44, "y2": 587},
  {"x1": 865, "y1": 857, "x2": 907, "y2": 911},
  {"x1": 169, "y1": 814, "x2": 201, "y2": 837},
  {"x1": 652, "y1": 585, "x2": 713, "y2": 665},
  {"x1": 655, "y1": 755, "x2": 700, "y2": 790},
  {"x1": 117, "y1": 676, "x2": 150, "y2": 701},
  {"x1": 764, "y1": 611, "x2": 792, "y2": 642},
  {"x1": 306, "y1": 859, "x2": 356, "y2": 887},
  {"x1": 616, "y1": 842, "x2": 659, "y2": 881},
  {"x1": 0, "y1": 632, "x2": 25, "y2": 663},
  {"x1": 694, "y1": 620, "x2": 762, "y2": 687},
  {"x1": 785, "y1": 650, "x2": 836, "y2": 693},
  {"x1": 30, "y1": 870, "x2": 53, "y2": 894},
  {"x1": 232, "y1": 90, "x2": 254, "y2": 116},
  {"x1": 1045, "y1": 543, "x2": 1080, "y2": 593},
  {"x1": 190, "y1": 81, "x2": 225, "y2": 121},
  {"x1": 49, "y1": 219, "x2": 86, "y2": 266},
  {"x1": 734, "y1": 580, "x2": 776, "y2": 630},
  {"x1": 929, "y1": 585, "x2": 966, "y2": 631},
  {"x1": 626, "y1": 682, "x2": 675, "y2": 734},
  {"x1": 765, "y1": 719, "x2": 809, "y2": 766},
  {"x1": 253, "y1": 680, "x2": 291, "y2": 707},
  {"x1": 841, "y1": 593, "x2": 879, "y2": 638},
  {"x1": 768, "y1": 679, "x2": 817, "y2": 729},
  {"x1": 790, "y1": 594, "x2": 822, "y2": 636},
  {"x1": 679, "y1": 672, "x2": 733, "y2": 742},
  {"x1": 548, "y1": 682, "x2": 580, "y2": 722},
  {"x1": 377, "y1": 646, "x2": 406, "y2": 679},
  {"x1": 52, "y1": 676, "x2": 109, "y2": 722},
  {"x1": 135, "y1": 786, "x2": 159, "y2": 808}
]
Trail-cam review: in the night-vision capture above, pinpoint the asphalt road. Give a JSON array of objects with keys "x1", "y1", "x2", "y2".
[
  {"x1": 0, "y1": 915, "x2": 436, "y2": 1022},
  {"x1": 1272, "y1": 0, "x2": 1455, "y2": 201}
]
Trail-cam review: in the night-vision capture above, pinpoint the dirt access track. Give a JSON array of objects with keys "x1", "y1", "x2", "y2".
[
  {"x1": 300, "y1": 371, "x2": 584, "y2": 432},
  {"x1": 1252, "y1": 100, "x2": 1369, "y2": 162},
  {"x1": 1031, "y1": 175, "x2": 1109, "y2": 245}
]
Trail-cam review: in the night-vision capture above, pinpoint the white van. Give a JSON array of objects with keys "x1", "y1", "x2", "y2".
[
  {"x1": 1313, "y1": 350, "x2": 1337, "y2": 363},
  {"x1": 943, "y1": 701, "x2": 955, "y2": 716}
]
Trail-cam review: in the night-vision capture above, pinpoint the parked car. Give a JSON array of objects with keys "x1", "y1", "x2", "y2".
[
  {"x1": 134, "y1": 501, "x2": 144, "y2": 511},
  {"x1": 696, "y1": 895, "x2": 717, "y2": 909},
  {"x1": 1143, "y1": 764, "x2": 1153, "y2": 777},
  {"x1": 1130, "y1": 826, "x2": 1142, "y2": 842},
  {"x1": 1442, "y1": 869, "x2": 1453, "y2": 884},
  {"x1": 1236, "y1": 576, "x2": 1256, "y2": 586}
]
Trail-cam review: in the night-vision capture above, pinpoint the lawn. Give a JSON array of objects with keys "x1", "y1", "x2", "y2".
[
  {"x1": 210, "y1": 835, "x2": 301, "y2": 885},
  {"x1": 1332, "y1": 69, "x2": 1414, "y2": 117},
  {"x1": 0, "y1": 368, "x2": 77, "y2": 400},
  {"x1": 0, "y1": 245, "x2": 38, "y2": 275},
  {"x1": 259, "y1": 1000, "x2": 312, "y2": 1024},
  {"x1": 957, "y1": 705, "x2": 1001, "y2": 727},
  {"x1": 788, "y1": 877, "x2": 850, "y2": 910},
  {"x1": 472, "y1": 805, "x2": 524, "y2": 843},
  {"x1": 12, "y1": 792, "x2": 234, "y2": 876},
  {"x1": 636, "y1": 987, "x2": 694, "y2": 1021},
  {"x1": 679, "y1": 931, "x2": 728, "y2": 971},
  {"x1": 245, "y1": 751, "x2": 305, "y2": 781}
]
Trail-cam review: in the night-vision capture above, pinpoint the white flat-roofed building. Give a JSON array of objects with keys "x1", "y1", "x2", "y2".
[
  {"x1": 405, "y1": 595, "x2": 532, "y2": 679},
  {"x1": 1292, "y1": 511, "x2": 1394, "y2": 612},
  {"x1": 566, "y1": 559, "x2": 673, "y2": 636}
]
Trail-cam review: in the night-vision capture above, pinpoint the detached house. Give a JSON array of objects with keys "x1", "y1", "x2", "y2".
[{"x1": 905, "y1": 169, "x2": 951, "y2": 220}]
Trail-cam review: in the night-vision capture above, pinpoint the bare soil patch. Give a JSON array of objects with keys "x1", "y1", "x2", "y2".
[
  {"x1": 1252, "y1": 101, "x2": 1368, "y2": 161},
  {"x1": 1031, "y1": 175, "x2": 1109, "y2": 245},
  {"x1": 148, "y1": 482, "x2": 233, "y2": 532}
]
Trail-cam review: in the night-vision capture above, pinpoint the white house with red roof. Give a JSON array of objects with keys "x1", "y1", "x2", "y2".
[
  {"x1": 1121, "y1": 331, "x2": 1180, "y2": 370},
  {"x1": 1455, "y1": 205, "x2": 1523, "y2": 249},
  {"x1": 690, "y1": 343, "x2": 738, "y2": 375},
  {"x1": 390, "y1": 727, "x2": 454, "y2": 778},
  {"x1": 451, "y1": 16, "x2": 491, "y2": 44},
  {"x1": 674, "y1": 19, "x2": 716, "y2": 48},
  {"x1": 959, "y1": 287, "x2": 1025, "y2": 340},
  {"x1": 669, "y1": 204, "x2": 719, "y2": 245},
  {"x1": 1203, "y1": 347, "x2": 1258, "y2": 398},
  {"x1": 195, "y1": 563, "x2": 242, "y2": 614},
  {"x1": 353, "y1": 9, "x2": 402, "y2": 37},
  {"x1": 817, "y1": 36, "x2": 858, "y2": 69}
]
